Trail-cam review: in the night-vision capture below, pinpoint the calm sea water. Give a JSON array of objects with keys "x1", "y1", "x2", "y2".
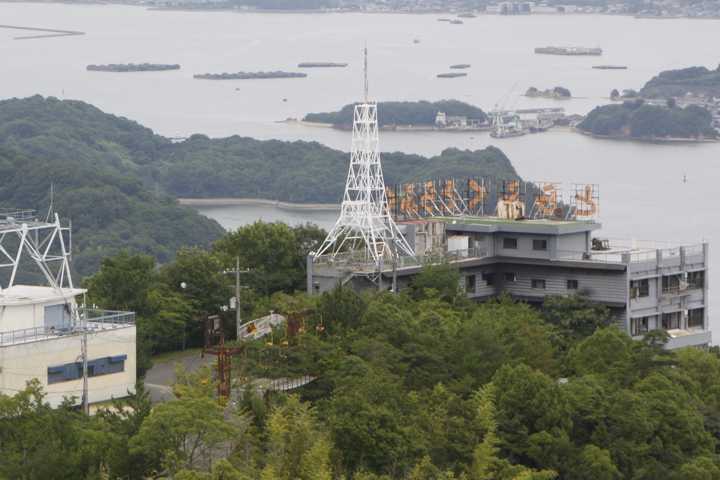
[{"x1": 2, "y1": 4, "x2": 720, "y2": 334}]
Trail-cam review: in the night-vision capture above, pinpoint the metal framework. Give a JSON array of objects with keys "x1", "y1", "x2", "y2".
[
  {"x1": 0, "y1": 210, "x2": 74, "y2": 291},
  {"x1": 313, "y1": 49, "x2": 414, "y2": 265}
]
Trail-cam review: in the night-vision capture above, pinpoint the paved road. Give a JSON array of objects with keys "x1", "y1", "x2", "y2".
[{"x1": 144, "y1": 350, "x2": 213, "y2": 403}]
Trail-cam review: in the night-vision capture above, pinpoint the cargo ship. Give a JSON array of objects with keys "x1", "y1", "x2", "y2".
[
  {"x1": 534, "y1": 46, "x2": 602, "y2": 56},
  {"x1": 592, "y1": 65, "x2": 627, "y2": 70}
]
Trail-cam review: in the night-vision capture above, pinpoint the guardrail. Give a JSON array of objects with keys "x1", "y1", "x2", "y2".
[{"x1": 80, "y1": 308, "x2": 135, "y2": 326}]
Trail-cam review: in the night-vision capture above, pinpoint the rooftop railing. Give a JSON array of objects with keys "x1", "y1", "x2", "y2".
[
  {"x1": 0, "y1": 209, "x2": 37, "y2": 223},
  {"x1": 313, "y1": 247, "x2": 490, "y2": 272},
  {"x1": 0, "y1": 308, "x2": 135, "y2": 346}
]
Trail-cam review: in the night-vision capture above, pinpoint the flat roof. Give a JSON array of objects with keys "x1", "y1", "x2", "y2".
[
  {"x1": 0, "y1": 285, "x2": 86, "y2": 306},
  {"x1": 430, "y1": 216, "x2": 601, "y2": 235}
]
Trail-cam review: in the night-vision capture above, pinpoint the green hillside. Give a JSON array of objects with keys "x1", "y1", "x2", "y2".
[
  {"x1": 0, "y1": 96, "x2": 517, "y2": 274},
  {"x1": 0, "y1": 96, "x2": 224, "y2": 276}
]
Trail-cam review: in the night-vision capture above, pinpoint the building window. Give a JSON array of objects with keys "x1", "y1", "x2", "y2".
[
  {"x1": 503, "y1": 238, "x2": 518, "y2": 249},
  {"x1": 688, "y1": 308, "x2": 704, "y2": 329},
  {"x1": 465, "y1": 274, "x2": 476, "y2": 293},
  {"x1": 531, "y1": 279, "x2": 546, "y2": 289},
  {"x1": 688, "y1": 271, "x2": 705, "y2": 289},
  {"x1": 661, "y1": 311, "x2": 681, "y2": 330},
  {"x1": 532, "y1": 239, "x2": 548, "y2": 251},
  {"x1": 662, "y1": 274, "x2": 682, "y2": 294},
  {"x1": 47, "y1": 355, "x2": 127, "y2": 384},
  {"x1": 631, "y1": 316, "x2": 650, "y2": 336},
  {"x1": 504, "y1": 272, "x2": 517, "y2": 283},
  {"x1": 630, "y1": 279, "x2": 649, "y2": 298},
  {"x1": 567, "y1": 279, "x2": 579, "y2": 290},
  {"x1": 481, "y1": 272, "x2": 495, "y2": 287}
]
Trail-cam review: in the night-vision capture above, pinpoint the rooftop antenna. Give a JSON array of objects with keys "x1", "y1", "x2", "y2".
[
  {"x1": 363, "y1": 44, "x2": 369, "y2": 103},
  {"x1": 313, "y1": 47, "x2": 414, "y2": 267},
  {"x1": 45, "y1": 183, "x2": 55, "y2": 222}
]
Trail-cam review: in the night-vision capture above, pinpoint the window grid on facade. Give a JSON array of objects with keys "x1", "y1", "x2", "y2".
[
  {"x1": 661, "y1": 311, "x2": 681, "y2": 330},
  {"x1": 688, "y1": 308, "x2": 704, "y2": 329},
  {"x1": 567, "y1": 279, "x2": 579, "y2": 290},
  {"x1": 503, "y1": 238, "x2": 518, "y2": 249},
  {"x1": 47, "y1": 355, "x2": 127, "y2": 385},
  {"x1": 481, "y1": 272, "x2": 495, "y2": 287},
  {"x1": 631, "y1": 317, "x2": 650, "y2": 336},
  {"x1": 630, "y1": 279, "x2": 649, "y2": 298},
  {"x1": 465, "y1": 274, "x2": 476, "y2": 293},
  {"x1": 531, "y1": 279, "x2": 546, "y2": 289},
  {"x1": 688, "y1": 271, "x2": 705, "y2": 289},
  {"x1": 504, "y1": 272, "x2": 517, "y2": 283},
  {"x1": 532, "y1": 239, "x2": 548, "y2": 251}
]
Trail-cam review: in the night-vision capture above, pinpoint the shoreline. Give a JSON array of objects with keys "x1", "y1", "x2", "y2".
[
  {"x1": 573, "y1": 128, "x2": 719, "y2": 144},
  {"x1": 179, "y1": 197, "x2": 340, "y2": 211},
  {"x1": 284, "y1": 119, "x2": 491, "y2": 133}
]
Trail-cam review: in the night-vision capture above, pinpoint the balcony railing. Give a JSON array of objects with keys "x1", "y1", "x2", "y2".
[
  {"x1": 313, "y1": 248, "x2": 489, "y2": 272},
  {"x1": 0, "y1": 308, "x2": 134, "y2": 346}
]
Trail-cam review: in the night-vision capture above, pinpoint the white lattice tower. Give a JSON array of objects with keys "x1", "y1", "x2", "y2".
[{"x1": 313, "y1": 50, "x2": 414, "y2": 265}]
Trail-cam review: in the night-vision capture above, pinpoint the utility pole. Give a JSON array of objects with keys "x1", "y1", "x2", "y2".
[
  {"x1": 81, "y1": 328, "x2": 89, "y2": 415},
  {"x1": 235, "y1": 256, "x2": 241, "y2": 340},
  {"x1": 224, "y1": 257, "x2": 249, "y2": 340}
]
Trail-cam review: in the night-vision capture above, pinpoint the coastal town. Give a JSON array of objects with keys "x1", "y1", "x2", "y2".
[{"x1": 126, "y1": 0, "x2": 720, "y2": 18}]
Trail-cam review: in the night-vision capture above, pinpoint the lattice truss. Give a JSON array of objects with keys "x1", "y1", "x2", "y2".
[
  {"x1": 386, "y1": 179, "x2": 600, "y2": 222},
  {"x1": 313, "y1": 102, "x2": 415, "y2": 264},
  {"x1": 0, "y1": 212, "x2": 74, "y2": 290},
  {"x1": 387, "y1": 177, "x2": 489, "y2": 220}
]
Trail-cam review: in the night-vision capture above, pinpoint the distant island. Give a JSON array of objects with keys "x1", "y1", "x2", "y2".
[
  {"x1": 437, "y1": 72, "x2": 467, "y2": 78},
  {"x1": 298, "y1": 62, "x2": 348, "y2": 68},
  {"x1": 303, "y1": 100, "x2": 487, "y2": 130},
  {"x1": 535, "y1": 46, "x2": 602, "y2": 56},
  {"x1": 639, "y1": 65, "x2": 720, "y2": 98},
  {"x1": 577, "y1": 99, "x2": 718, "y2": 142},
  {"x1": 525, "y1": 86, "x2": 572, "y2": 99},
  {"x1": 193, "y1": 71, "x2": 307, "y2": 80},
  {"x1": 450, "y1": 64, "x2": 471, "y2": 69},
  {"x1": 604, "y1": 65, "x2": 720, "y2": 137},
  {"x1": 87, "y1": 63, "x2": 180, "y2": 72}
]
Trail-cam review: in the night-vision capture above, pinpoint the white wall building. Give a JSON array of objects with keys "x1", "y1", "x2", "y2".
[{"x1": 0, "y1": 210, "x2": 136, "y2": 408}]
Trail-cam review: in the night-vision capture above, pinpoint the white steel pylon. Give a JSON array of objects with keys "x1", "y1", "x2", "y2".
[{"x1": 313, "y1": 48, "x2": 414, "y2": 265}]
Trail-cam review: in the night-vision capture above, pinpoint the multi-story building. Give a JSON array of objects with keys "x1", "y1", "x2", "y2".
[
  {"x1": 0, "y1": 210, "x2": 136, "y2": 408},
  {"x1": 309, "y1": 196, "x2": 711, "y2": 350}
]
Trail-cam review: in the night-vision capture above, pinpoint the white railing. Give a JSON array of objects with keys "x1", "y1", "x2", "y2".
[
  {"x1": 0, "y1": 309, "x2": 134, "y2": 346},
  {"x1": 313, "y1": 248, "x2": 489, "y2": 272}
]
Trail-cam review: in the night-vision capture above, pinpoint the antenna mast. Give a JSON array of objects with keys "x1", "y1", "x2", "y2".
[
  {"x1": 313, "y1": 48, "x2": 414, "y2": 266},
  {"x1": 363, "y1": 45, "x2": 369, "y2": 103}
]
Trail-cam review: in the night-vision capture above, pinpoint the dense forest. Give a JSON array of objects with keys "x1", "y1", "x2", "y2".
[
  {"x1": 303, "y1": 100, "x2": 488, "y2": 128},
  {"x1": 4, "y1": 237, "x2": 720, "y2": 479},
  {"x1": 0, "y1": 96, "x2": 516, "y2": 275},
  {"x1": 640, "y1": 65, "x2": 720, "y2": 99},
  {"x1": 577, "y1": 99, "x2": 717, "y2": 140},
  {"x1": 0, "y1": 97, "x2": 225, "y2": 276}
]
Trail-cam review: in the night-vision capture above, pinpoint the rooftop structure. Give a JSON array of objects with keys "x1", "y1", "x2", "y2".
[
  {"x1": 309, "y1": 181, "x2": 710, "y2": 350},
  {"x1": 0, "y1": 210, "x2": 136, "y2": 409}
]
